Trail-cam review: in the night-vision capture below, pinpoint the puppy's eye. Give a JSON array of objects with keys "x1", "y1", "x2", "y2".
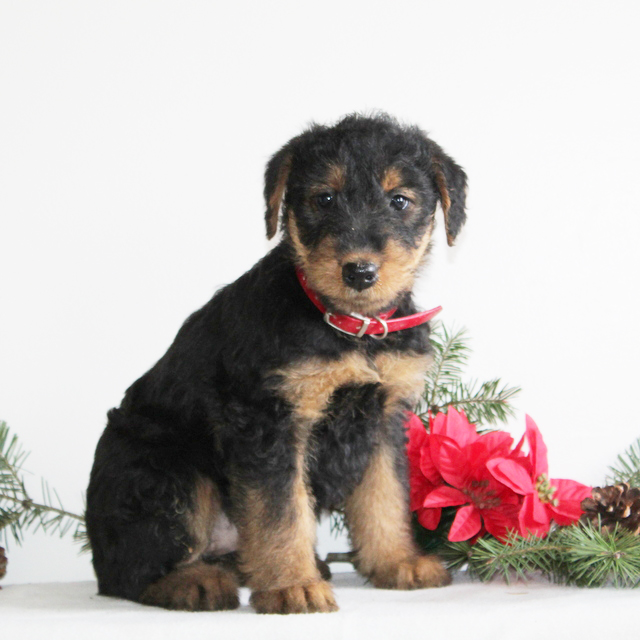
[
  {"x1": 390, "y1": 194, "x2": 410, "y2": 211},
  {"x1": 316, "y1": 193, "x2": 334, "y2": 208}
]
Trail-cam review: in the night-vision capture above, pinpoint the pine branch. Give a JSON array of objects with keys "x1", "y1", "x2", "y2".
[
  {"x1": 423, "y1": 324, "x2": 471, "y2": 413},
  {"x1": 74, "y1": 524, "x2": 92, "y2": 554},
  {"x1": 329, "y1": 509, "x2": 347, "y2": 538},
  {"x1": 0, "y1": 423, "x2": 29, "y2": 498},
  {"x1": 419, "y1": 324, "x2": 520, "y2": 426},
  {"x1": 430, "y1": 379, "x2": 520, "y2": 426},
  {"x1": 442, "y1": 522, "x2": 640, "y2": 588},
  {"x1": 0, "y1": 421, "x2": 86, "y2": 547},
  {"x1": 557, "y1": 521, "x2": 640, "y2": 588},
  {"x1": 607, "y1": 438, "x2": 640, "y2": 487},
  {"x1": 441, "y1": 534, "x2": 559, "y2": 583}
]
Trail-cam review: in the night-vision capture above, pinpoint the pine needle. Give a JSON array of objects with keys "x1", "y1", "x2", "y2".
[
  {"x1": 607, "y1": 438, "x2": 640, "y2": 487},
  {"x1": 558, "y1": 521, "x2": 640, "y2": 588},
  {"x1": 0, "y1": 421, "x2": 86, "y2": 548},
  {"x1": 442, "y1": 523, "x2": 640, "y2": 588},
  {"x1": 418, "y1": 323, "x2": 520, "y2": 426},
  {"x1": 422, "y1": 324, "x2": 471, "y2": 414},
  {"x1": 433, "y1": 379, "x2": 520, "y2": 426},
  {"x1": 329, "y1": 510, "x2": 347, "y2": 537}
]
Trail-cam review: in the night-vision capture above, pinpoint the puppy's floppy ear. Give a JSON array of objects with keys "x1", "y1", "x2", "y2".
[
  {"x1": 422, "y1": 138, "x2": 468, "y2": 246},
  {"x1": 264, "y1": 145, "x2": 293, "y2": 240}
]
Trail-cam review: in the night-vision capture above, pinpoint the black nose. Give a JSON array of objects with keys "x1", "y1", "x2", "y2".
[{"x1": 342, "y1": 262, "x2": 379, "y2": 291}]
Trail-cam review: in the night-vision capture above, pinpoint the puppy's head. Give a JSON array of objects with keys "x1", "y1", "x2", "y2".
[{"x1": 264, "y1": 114, "x2": 467, "y2": 316}]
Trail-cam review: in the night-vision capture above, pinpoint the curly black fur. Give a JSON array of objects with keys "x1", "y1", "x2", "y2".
[{"x1": 86, "y1": 113, "x2": 467, "y2": 610}]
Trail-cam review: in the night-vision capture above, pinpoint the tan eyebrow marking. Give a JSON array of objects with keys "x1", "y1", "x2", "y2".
[
  {"x1": 381, "y1": 166, "x2": 404, "y2": 192},
  {"x1": 323, "y1": 163, "x2": 346, "y2": 191}
]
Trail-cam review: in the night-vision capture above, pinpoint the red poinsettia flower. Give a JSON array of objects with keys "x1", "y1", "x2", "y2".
[
  {"x1": 416, "y1": 408, "x2": 521, "y2": 541},
  {"x1": 406, "y1": 412, "x2": 444, "y2": 530},
  {"x1": 487, "y1": 415, "x2": 592, "y2": 537}
]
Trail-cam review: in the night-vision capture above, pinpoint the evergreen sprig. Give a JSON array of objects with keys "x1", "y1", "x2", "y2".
[
  {"x1": 423, "y1": 325, "x2": 471, "y2": 407},
  {"x1": 418, "y1": 324, "x2": 520, "y2": 425},
  {"x1": 559, "y1": 521, "x2": 640, "y2": 587},
  {"x1": 0, "y1": 421, "x2": 86, "y2": 547},
  {"x1": 441, "y1": 522, "x2": 640, "y2": 588},
  {"x1": 607, "y1": 437, "x2": 640, "y2": 487},
  {"x1": 440, "y1": 533, "x2": 561, "y2": 584},
  {"x1": 329, "y1": 509, "x2": 348, "y2": 538}
]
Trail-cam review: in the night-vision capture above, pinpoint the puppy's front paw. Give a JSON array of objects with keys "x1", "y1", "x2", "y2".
[
  {"x1": 369, "y1": 555, "x2": 451, "y2": 590},
  {"x1": 250, "y1": 580, "x2": 338, "y2": 614}
]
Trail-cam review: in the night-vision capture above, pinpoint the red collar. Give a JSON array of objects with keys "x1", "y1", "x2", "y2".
[{"x1": 295, "y1": 267, "x2": 441, "y2": 339}]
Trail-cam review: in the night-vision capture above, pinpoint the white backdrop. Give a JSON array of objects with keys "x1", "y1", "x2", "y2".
[{"x1": 1, "y1": 0, "x2": 639, "y2": 585}]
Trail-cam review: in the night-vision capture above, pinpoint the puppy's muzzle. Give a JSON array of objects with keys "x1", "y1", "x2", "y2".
[{"x1": 342, "y1": 262, "x2": 379, "y2": 291}]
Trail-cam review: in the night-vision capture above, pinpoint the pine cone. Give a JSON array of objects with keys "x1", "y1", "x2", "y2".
[
  {"x1": 0, "y1": 546, "x2": 6, "y2": 581},
  {"x1": 581, "y1": 483, "x2": 640, "y2": 534}
]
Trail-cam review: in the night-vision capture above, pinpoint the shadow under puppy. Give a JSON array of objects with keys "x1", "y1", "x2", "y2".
[{"x1": 86, "y1": 113, "x2": 467, "y2": 614}]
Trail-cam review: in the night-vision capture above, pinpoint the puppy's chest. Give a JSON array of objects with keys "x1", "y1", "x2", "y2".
[
  {"x1": 273, "y1": 349, "x2": 431, "y2": 427},
  {"x1": 272, "y1": 349, "x2": 430, "y2": 510},
  {"x1": 266, "y1": 349, "x2": 429, "y2": 510}
]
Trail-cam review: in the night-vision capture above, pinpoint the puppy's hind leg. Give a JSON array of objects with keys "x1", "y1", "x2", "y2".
[
  {"x1": 86, "y1": 422, "x2": 239, "y2": 611},
  {"x1": 140, "y1": 561, "x2": 239, "y2": 611},
  {"x1": 140, "y1": 477, "x2": 241, "y2": 611}
]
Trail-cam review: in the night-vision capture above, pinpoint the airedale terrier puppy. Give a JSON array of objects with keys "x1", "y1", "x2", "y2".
[{"x1": 86, "y1": 113, "x2": 467, "y2": 614}]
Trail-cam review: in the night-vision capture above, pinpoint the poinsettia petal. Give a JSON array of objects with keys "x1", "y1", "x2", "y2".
[
  {"x1": 417, "y1": 507, "x2": 442, "y2": 530},
  {"x1": 419, "y1": 439, "x2": 442, "y2": 485},
  {"x1": 481, "y1": 503, "x2": 521, "y2": 541},
  {"x1": 429, "y1": 435, "x2": 468, "y2": 487},
  {"x1": 464, "y1": 435, "x2": 514, "y2": 476},
  {"x1": 405, "y1": 411, "x2": 423, "y2": 429},
  {"x1": 547, "y1": 479, "x2": 593, "y2": 525},
  {"x1": 406, "y1": 413, "x2": 426, "y2": 458},
  {"x1": 519, "y1": 493, "x2": 550, "y2": 537},
  {"x1": 429, "y1": 411, "x2": 447, "y2": 436},
  {"x1": 405, "y1": 412, "x2": 425, "y2": 441},
  {"x1": 513, "y1": 432, "x2": 526, "y2": 455},
  {"x1": 423, "y1": 485, "x2": 469, "y2": 508},
  {"x1": 448, "y1": 504, "x2": 482, "y2": 541},
  {"x1": 551, "y1": 478, "x2": 593, "y2": 502},
  {"x1": 464, "y1": 442, "x2": 495, "y2": 475},
  {"x1": 479, "y1": 431, "x2": 514, "y2": 457},
  {"x1": 487, "y1": 458, "x2": 535, "y2": 494},
  {"x1": 548, "y1": 502, "x2": 584, "y2": 526},
  {"x1": 525, "y1": 415, "x2": 549, "y2": 477},
  {"x1": 443, "y1": 406, "x2": 479, "y2": 447},
  {"x1": 409, "y1": 471, "x2": 432, "y2": 511}
]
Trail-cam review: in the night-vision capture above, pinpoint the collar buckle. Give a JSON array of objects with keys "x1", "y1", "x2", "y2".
[{"x1": 323, "y1": 311, "x2": 371, "y2": 338}]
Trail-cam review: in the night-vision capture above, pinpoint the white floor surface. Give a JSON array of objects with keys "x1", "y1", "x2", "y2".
[{"x1": 1, "y1": 571, "x2": 637, "y2": 640}]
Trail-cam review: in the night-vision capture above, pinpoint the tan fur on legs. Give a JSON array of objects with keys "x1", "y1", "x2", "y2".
[
  {"x1": 244, "y1": 352, "x2": 384, "y2": 613},
  {"x1": 180, "y1": 476, "x2": 239, "y2": 567},
  {"x1": 140, "y1": 561, "x2": 240, "y2": 611},
  {"x1": 251, "y1": 580, "x2": 337, "y2": 615},
  {"x1": 345, "y1": 442, "x2": 450, "y2": 590},
  {"x1": 238, "y1": 461, "x2": 337, "y2": 614}
]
